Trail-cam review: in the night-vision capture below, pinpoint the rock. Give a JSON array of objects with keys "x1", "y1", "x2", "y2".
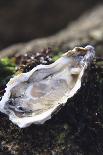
[
  {"x1": 0, "y1": 5, "x2": 103, "y2": 58},
  {"x1": 0, "y1": 0, "x2": 99, "y2": 50},
  {"x1": 0, "y1": 58, "x2": 102, "y2": 155}
]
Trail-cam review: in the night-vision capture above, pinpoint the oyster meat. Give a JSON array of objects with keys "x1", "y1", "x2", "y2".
[{"x1": 0, "y1": 45, "x2": 95, "y2": 128}]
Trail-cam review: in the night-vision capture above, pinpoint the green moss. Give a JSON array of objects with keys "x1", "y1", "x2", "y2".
[
  {"x1": 0, "y1": 57, "x2": 16, "y2": 88},
  {"x1": 52, "y1": 52, "x2": 63, "y2": 61},
  {"x1": 51, "y1": 47, "x2": 64, "y2": 61},
  {"x1": 96, "y1": 61, "x2": 103, "y2": 66},
  {"x1": 1, "y1": 57, "x2": 15, "y2": 66},
  {"x1": 57, "y1": 132, "x2": 66, "y2": 144}
]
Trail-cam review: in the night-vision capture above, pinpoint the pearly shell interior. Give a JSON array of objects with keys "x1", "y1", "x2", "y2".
[{"x1": 0, "y1": 45, "x2": 95, "y2": 128}]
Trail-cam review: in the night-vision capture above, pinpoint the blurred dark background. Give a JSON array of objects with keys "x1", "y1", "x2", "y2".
[{"x1": 0, "y1": 0, "x2": 102, "y2": 50}]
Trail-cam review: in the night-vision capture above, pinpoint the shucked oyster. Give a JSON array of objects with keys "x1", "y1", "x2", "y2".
[{"x1": 0, "y1": 45, "x2": 95, "y2": 128}]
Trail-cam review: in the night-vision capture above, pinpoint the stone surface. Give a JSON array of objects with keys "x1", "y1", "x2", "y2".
[
  {"x1": 0, "y1": 4, "x2": 103, "y2": 58},
  {"x1": 0, "y1": 58, "x2": 102, "y2": 155},
  {"x1": 0, "y1": 0, "x2": 99, "y2": 50}
]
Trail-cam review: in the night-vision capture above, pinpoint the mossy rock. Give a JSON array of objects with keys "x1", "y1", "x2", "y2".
[{"x1": 0, "y1": 52, "x2": 102, "y2": 155}]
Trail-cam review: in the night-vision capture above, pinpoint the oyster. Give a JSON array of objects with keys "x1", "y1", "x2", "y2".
[{"x1": 0, "y1": 45, "x2": 95, "y2": 128}]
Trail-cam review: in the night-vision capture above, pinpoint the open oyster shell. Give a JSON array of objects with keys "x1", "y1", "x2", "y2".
[{"x1": 0, "y1": 45, "x2": 95, "y2": 128}]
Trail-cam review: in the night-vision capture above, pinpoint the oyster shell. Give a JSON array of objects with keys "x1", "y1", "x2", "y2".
[{"x1": 0, "y1": 45, "x2": 95, "y2": 128}]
